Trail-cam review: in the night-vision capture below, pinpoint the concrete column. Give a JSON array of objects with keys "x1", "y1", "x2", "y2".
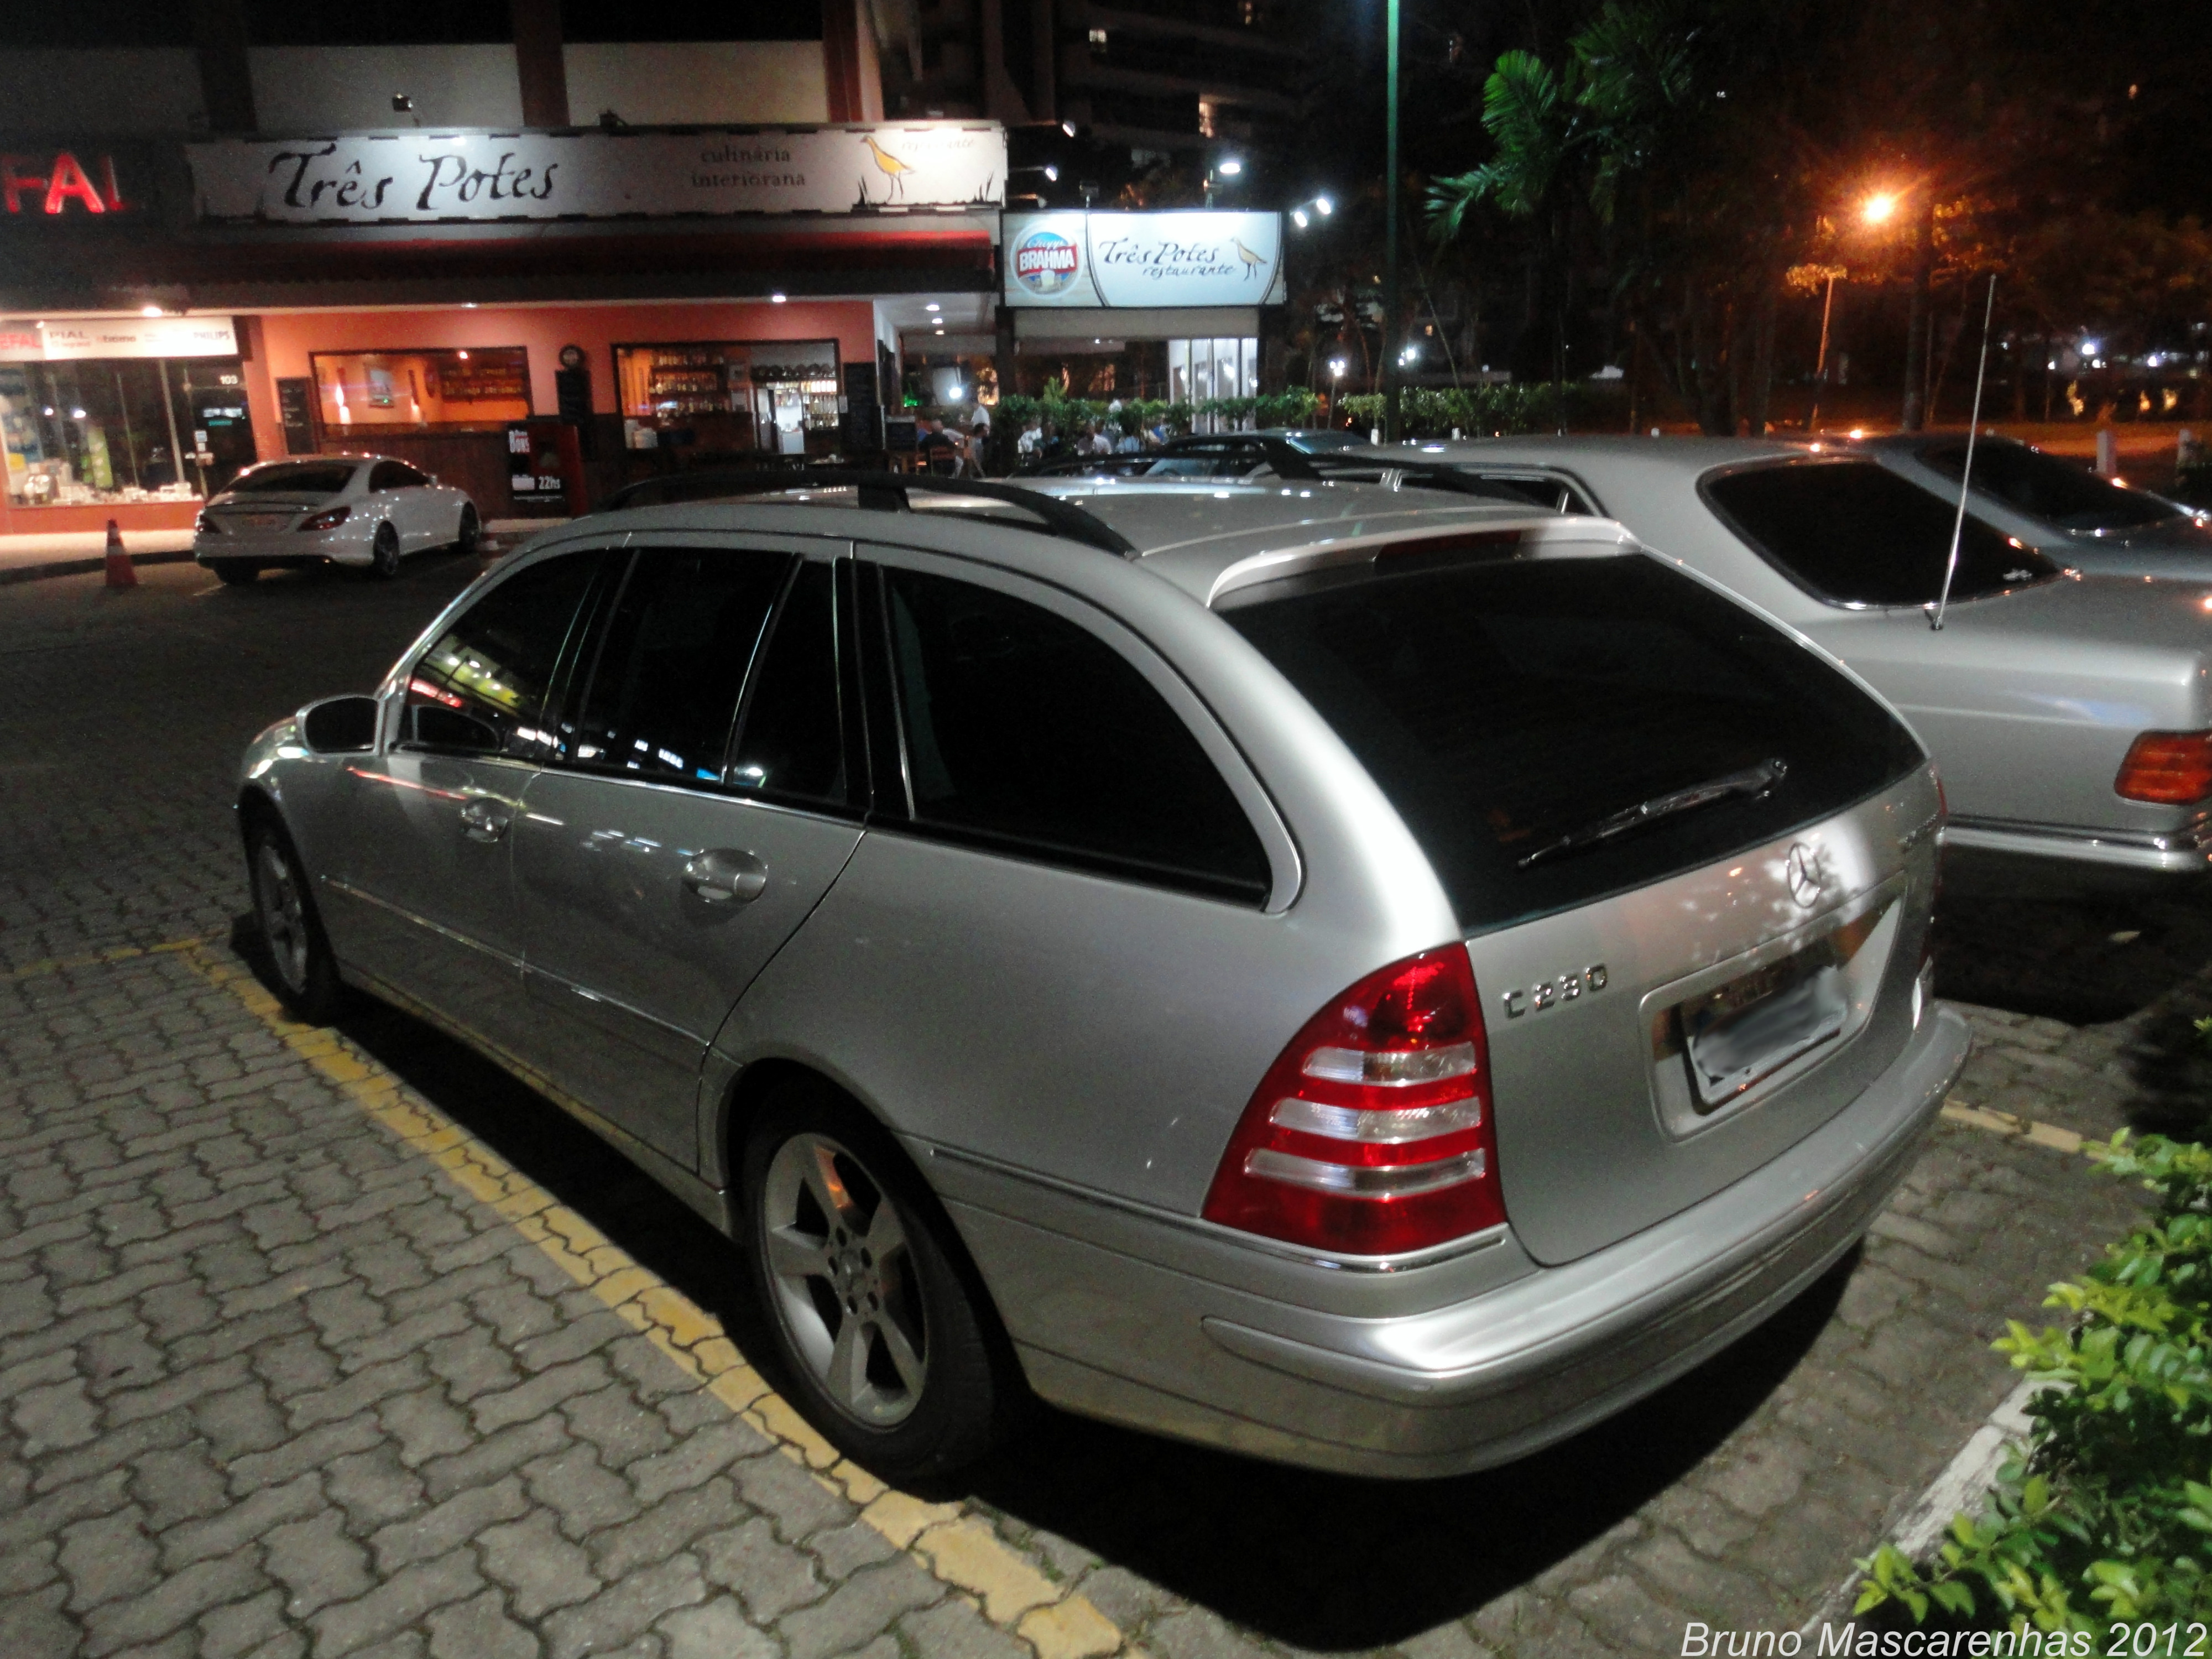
[
  {"x1": 189, "y1": 0, "x2": 255, "y2": 133},
  {"x1": 510, "y1": 0, "x2": 570, "y2": 128}
]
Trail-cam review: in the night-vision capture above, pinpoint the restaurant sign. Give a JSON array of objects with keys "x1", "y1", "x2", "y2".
[
  {"x1": 1003, "y1": 211, "x2": 1286, "y2": 308},
  {"x1": 0, "y1": 316, "x2": 239, "y2": 362},
  {"x1": 185, "y1": 124, "x2": 1005, "y2": 225}
]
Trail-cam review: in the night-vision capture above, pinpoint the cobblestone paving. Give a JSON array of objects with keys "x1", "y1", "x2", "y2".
[{"x1": 0, "y1": 561, "x2": 2198, "y2": 1657}]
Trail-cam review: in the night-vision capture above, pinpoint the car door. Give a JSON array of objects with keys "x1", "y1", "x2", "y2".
[
  {"x1": 385, "y1": 460, "x2": 446, "y2": 548},
  {"x1": 510, "y1": 540, "x2": 867, "y2": 1168},
  {"x1": 315, "y1": 546, "x2": 614, "y2": 1061},
  {"x1": 709, "y1": 549, "x2": 1296, "y2": 1214}
]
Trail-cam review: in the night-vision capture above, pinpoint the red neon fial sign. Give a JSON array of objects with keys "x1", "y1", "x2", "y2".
[{"x1": 0, "y1": 153, "x2": 127, "y2": 215}]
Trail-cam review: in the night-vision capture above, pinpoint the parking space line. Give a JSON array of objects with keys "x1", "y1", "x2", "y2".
[
  {"x1": 181, "y1": 943, "x2": 1131, "y2": 1659},
  {"x1": 1938, "y1": 1098, "x2": 2094, "y2": 1157},
  {"x1": 2, "y1": 932, "x2": 218, "y2": 984}
]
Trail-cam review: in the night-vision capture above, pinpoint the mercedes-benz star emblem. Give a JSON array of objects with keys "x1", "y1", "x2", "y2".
[{"x1": 1784, "y1": 843, "x2": 1824, "y2": 909}]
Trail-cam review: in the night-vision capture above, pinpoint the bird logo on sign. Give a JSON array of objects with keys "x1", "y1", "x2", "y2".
[
  {"x1": 861, "y1": 135, "x2": 915, "y2": 201},
  {"x1": 1232, "y1": 236, "x2": 1268, "y2": 280}
]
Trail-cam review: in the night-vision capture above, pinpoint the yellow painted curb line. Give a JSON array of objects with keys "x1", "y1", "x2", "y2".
[
  {"x1": 3, "y1": 932, "x2": 216, "y2": 985},
  {"x1": 180, "y1": 946, "x2": 1130, "y2": 1659},
  {"x1": 1939, "y1": 1098, "x2": 2095, "y2": 1158}
]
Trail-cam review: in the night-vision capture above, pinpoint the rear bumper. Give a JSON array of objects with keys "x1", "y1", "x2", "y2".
[
  {"x1": 195, "y1": 529, "x2": 374, "y2": 567},
  {"x1": 934, "y1": 1004, "x2": 1969, "y2": 1478},
  {"x1": 1946, "y1": 816, "x2": 2212, "y2": 877}
]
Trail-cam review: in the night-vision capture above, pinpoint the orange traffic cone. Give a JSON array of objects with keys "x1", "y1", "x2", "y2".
[{"x1": 102, "y1": 519, "x2": 138, "y2": 589}]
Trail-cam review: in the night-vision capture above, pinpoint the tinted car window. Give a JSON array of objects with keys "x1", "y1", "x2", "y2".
[
  {"x1": 564, "y1": 547, "x2": 791, "y2": 781},
  {"x1": 1921, "y1": 438, "x2": 2176, "y2": 532},
  {"x1": 1704, "y1": 459, "x2": 2058, "y2": 606},
  {"x1": 229, "y1": 461, "x2": 355, "y2": 497},
  {"x1": 884, "y1": 569, "x2": 1270, "y2": 902},
  {"x1": 729, "y1": 561, "x2": 851, "y2": 807},
  {"x1": 1221, "y1": 552, "x2": 1923, "y2": 931},
  {"x1": 405, "y1": 553, "x2": 603, "y2": 757}
]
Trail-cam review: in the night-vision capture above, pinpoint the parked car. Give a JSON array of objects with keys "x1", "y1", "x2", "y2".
[
  {"x1": 195, "y1": 454, "x2": 478, "y2": 583},
  {"x1": 237, "y1": 471, "x2": 1965, "y2": 1479},
  {"x1": 1370, "y1": 436, "x2": 2212, "y2": 881},
  {"x1": 1010, "y1": 429, "x2": 1364, "y2": 481},
  {"x1": 1850, "y1": 431, "x2": 2212, "y2": 580}
]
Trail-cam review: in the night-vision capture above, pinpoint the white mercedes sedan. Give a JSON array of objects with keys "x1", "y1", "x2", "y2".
[{"x1": 195, "y1": 455, "x2": 479, "y2": 584}]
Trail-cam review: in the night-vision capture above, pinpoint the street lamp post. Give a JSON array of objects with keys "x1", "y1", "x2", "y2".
[
  {"x1": 1379, "y1": 0, "x2": 1402, "y2": 444},
  {"x1": 1901, "y1": 190, "x2": 1935, "y2": 431}
]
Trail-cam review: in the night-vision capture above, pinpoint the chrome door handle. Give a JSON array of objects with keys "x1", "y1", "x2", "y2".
[
  {"x1": 682, "y1": 848, "x2": 768, "y2": 905},
  {"x1": 459, "y1": 800, "x2": 509, "y2": 843}
]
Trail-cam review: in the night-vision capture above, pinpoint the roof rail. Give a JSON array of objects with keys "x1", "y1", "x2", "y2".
[
  {"x1": 594, "y1": 468, "x2": 1141, "y2": 558},
  {"x1": 1295, "y1": 453, "x2": 1541, "y2": 505}
]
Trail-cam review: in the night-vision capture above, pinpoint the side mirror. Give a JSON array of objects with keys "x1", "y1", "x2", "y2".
[{"x1": 299, "y1": 694, "x2": 379, "y2": 754}]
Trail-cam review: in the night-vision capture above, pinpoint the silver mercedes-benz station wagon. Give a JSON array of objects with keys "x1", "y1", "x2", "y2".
[{"x1": 236, "y1": 474, "x2": 1968, "y2": 1479}]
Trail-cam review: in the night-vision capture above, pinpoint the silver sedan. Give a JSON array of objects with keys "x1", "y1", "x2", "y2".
[
  {"x1": 1373, "y1": 436, "x2": 2212, "y2": 881},
  {"x1": 195, "y1": 454, "x2": 478, "y2": 584}
]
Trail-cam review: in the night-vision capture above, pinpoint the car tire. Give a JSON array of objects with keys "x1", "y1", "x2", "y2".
[
  {"x1": 211, "y1": 561, "x2": 260, "y2": 585},
  {"x1": 245, "y1": 813, "x2": 345, "y2": 1023},
  {"x1": 453, "y1": 504, "x2": 480, "y2": 557},
  {"x1": 739, "y1": 1078, "x2": 1015, "y2": 1480},
  {"x1": 370, "y1": 523, "x2": 401, "y2": 580}
]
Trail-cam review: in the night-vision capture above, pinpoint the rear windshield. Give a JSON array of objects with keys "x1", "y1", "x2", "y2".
[
  {"x1": 1920, "y1": 438, "x2": 2177, "y2": 532},
  {"x1": 1220, "y1": 551, "x2": 1924, "y2": 931},
  {"x1": 227, "y1": 462, "x2": 356, "y2": 497},
  {"x1": 1703, "y1": 459, "x2": 2058, "y2": 606}
]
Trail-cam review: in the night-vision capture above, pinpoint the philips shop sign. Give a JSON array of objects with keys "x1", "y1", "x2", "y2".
[{"x1": 1001, "y1": 211, "x2": 1286, "y2": 308}]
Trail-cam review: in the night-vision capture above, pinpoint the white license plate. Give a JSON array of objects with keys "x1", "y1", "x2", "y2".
[{"x1": 1682, "y1": 962, "x2": 1849, "y2": 1107}]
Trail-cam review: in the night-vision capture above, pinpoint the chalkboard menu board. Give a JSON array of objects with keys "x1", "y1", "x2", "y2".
[
  {"x1": 275, "y1": 377, "x2": 315, "y2": 454},
  {"x1": 842, "y1": 361, "x2": 880, "y2": 452}
]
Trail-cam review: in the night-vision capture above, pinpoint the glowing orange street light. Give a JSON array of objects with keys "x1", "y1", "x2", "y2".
[{"x1": 1861, "y1": 191, "x2": 1898, "y2": 226}]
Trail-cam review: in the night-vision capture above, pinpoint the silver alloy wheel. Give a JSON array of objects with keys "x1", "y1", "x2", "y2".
[
  {"x1": 760, "y1": 1133, "x2": 928, "y2": 1427},
  {"x1": 254, "y1": 841, "x2": 310, "y2": 994}
]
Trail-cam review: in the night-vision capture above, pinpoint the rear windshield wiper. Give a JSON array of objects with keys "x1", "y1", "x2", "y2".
[{"x1": 1516, "y1": 758, "x2": 1788, "y2": 870}]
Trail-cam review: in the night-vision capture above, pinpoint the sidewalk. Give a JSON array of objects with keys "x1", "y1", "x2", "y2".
[{"x1": 0, "y1": 520, "x2": 566, "y2": 586}]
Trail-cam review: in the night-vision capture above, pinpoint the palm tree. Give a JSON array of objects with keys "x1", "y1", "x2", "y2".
[{"x1": 1427, "y1": 2, "x2": 1695, "y2": 422}]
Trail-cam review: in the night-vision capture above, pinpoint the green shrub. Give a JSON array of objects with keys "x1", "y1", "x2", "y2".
[
  {"x1": 1855, "y1": 1131, "x2": 2212, "y2": 1635},
  {"x1": 1332, "y1": 383, "x2": 1593, "y2": 439}
]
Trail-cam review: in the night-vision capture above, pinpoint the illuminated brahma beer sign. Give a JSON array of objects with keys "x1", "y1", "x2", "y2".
[{"x1": 1, "y1": 150, "x2": 128, "y2": 216}]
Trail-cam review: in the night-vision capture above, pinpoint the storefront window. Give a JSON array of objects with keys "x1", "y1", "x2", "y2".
[
  {"x1": 616, "y1": 341, "x2": 840, "y2": 457},
  {"x1": 1, "y1": 357, "x2": 256, "y2": 508},
  {"x1": 311, "y1": 347, "x2": 532, "y2": 430}
]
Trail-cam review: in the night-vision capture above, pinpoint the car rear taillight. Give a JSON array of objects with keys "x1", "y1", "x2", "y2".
[
  {"x1": 2115, "y1": 730, "x2": 2212, "y2": 804},
  {"x1": 194, "y1": 511, "x2": 215, "y2": 534},
  {"x1": 296, "y1": 505, "x2": 349, "y2": 532},
  {"x1": 1202, "y1": 946, "x2": 1504, "y2": 1256}
]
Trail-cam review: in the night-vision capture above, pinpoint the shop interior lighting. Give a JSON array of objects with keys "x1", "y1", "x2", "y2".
[
  {"x1": 139, "y1": 304, "x2": 163, "y2": 317},
  {"x1": 1218, "y1": 158, "x2": 1243, "y2": 176},
  {"x1": 1316, "y1": 196, "x2": 1332, "y2": 215},
  {"x1": 1044, "y1": 165, "x2": 1059, "y2": 181},
  {"x1": 926, "y1": 302, "x2": 941, "y2": 311},
  {"x1": 771, "y1": 293, "x2": 787, "y2": 304},
  {"x1": 1293, "y1": 209, "x2": 1309, "y2": 228}
]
